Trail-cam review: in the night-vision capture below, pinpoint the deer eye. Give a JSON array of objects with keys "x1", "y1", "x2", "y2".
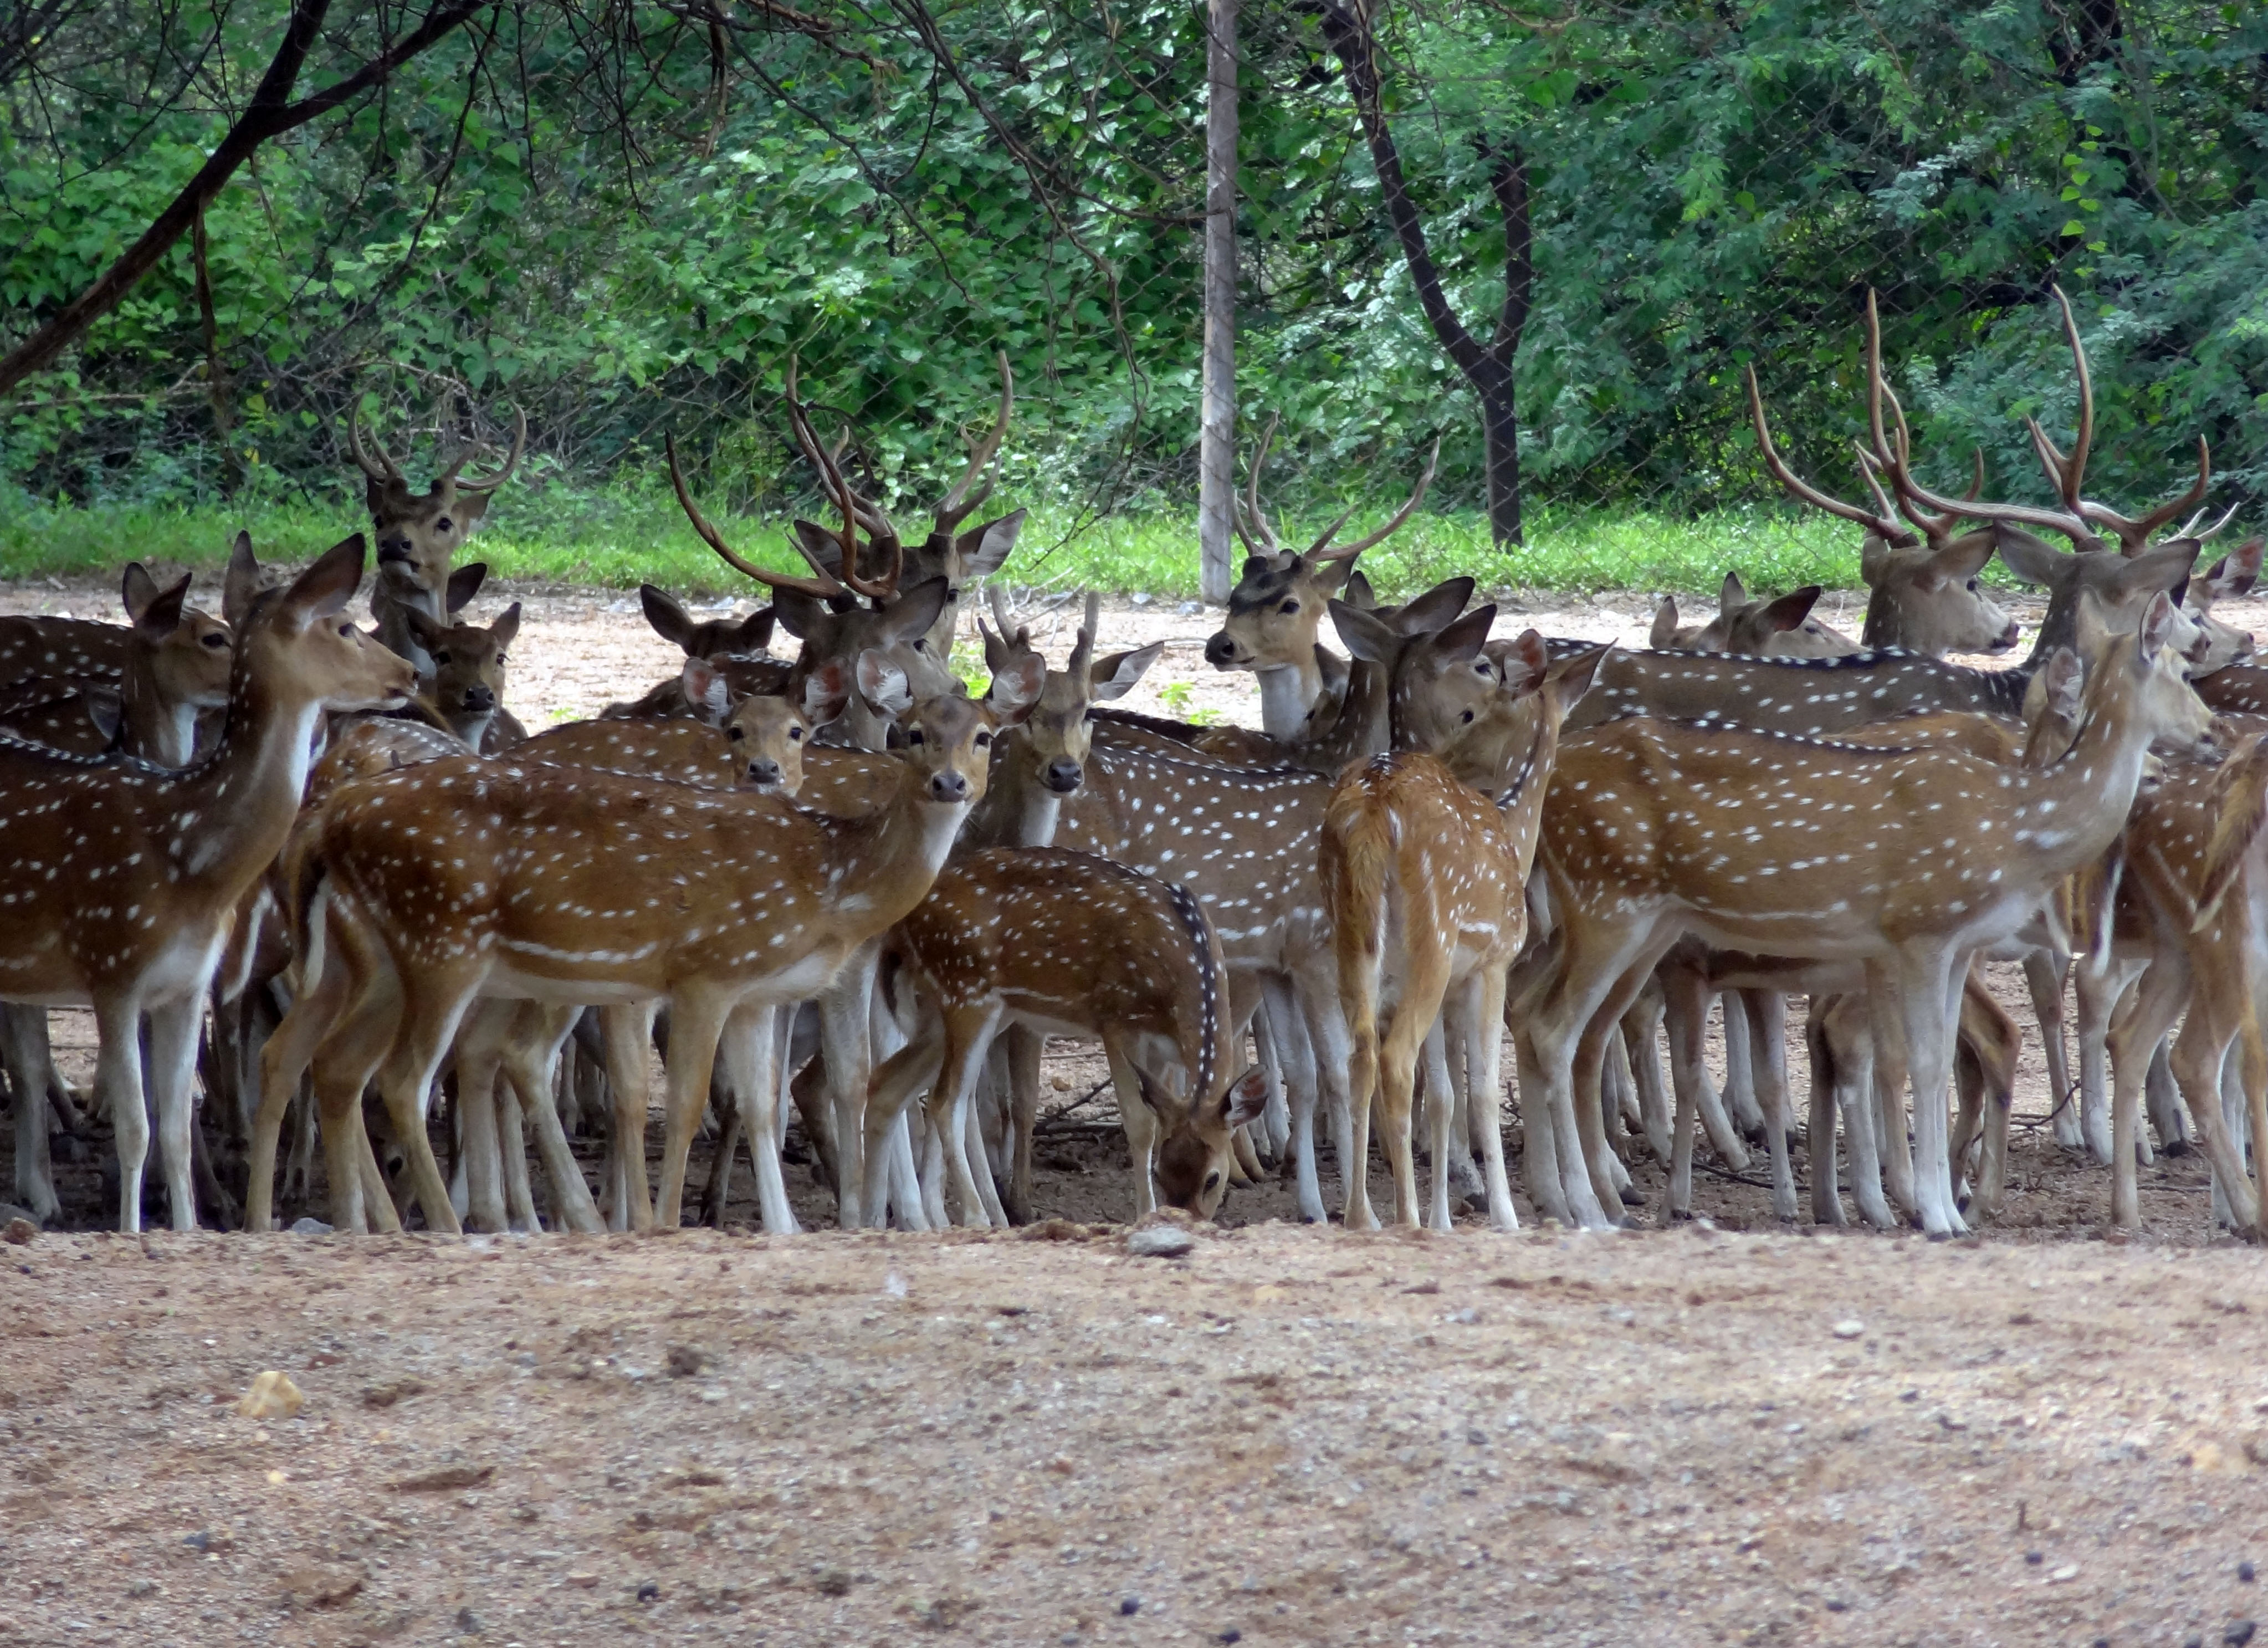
[
  {"x1": 912, "y1": 638, "x2": 928, "y2": 653},
  {"x1": 1205, "y1": 1171, "x2": 1221, "y2": 1190},
  {"x1": 907, "y1": 729, "x2": 925, "y2": 746},
  {"x1": 1966, "y1": 578, "x2": 1980, "y2": 592},
  {"x1": 496, "y1": 653, "x2": 508, "y2": 665},
  {"x1": 974, "y1": 731, "x2": 992, "y2": 749},
  {"x1": 727, "y1": 725, "x2": 745, "y2": 741},
  {"x1": 431, "y1": 651, "x2": 450, "y2": 665},
  {"x1": 1461, "y1": 708, "x2": 1476, "y2": 723},
  {"x1": 436, "y1": 516, "x2": 454, "y2": 534},
  {"x1": 1278, "y1": 599, "x2": 1299, "y2": 615},
  {"x1": 337, "y1": 622, "x2": 355, "y2": 637},
  {"x1": 201, "y1": 633, "x2": 227, "y2": 649},
  {"x1": 787, "y1": 726, "x2": 804, "y2": 742}
]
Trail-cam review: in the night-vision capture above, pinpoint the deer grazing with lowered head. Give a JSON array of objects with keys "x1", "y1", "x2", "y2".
[
  {"x1": 1522, "y1": 590, "x2": 2214, "y2": 1236},
  {"x1": 347, "y1": 401, "x2": 525, "y2": 674},
  {"x1": 1322, "y1": 633, "x2": 1606, "y2": 1230},
  {"x1": 0, "y1": 536, "x2": 414, "y2": 1231}
]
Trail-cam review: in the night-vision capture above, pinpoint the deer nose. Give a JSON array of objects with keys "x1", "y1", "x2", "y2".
[
  {"x1": 928, "y1": 770, "x2": 969, "y2": 802},
  {"x1": 1203, "y1": 632, "x2": 1242, "y2": 668},
  {"x1": 376, "y1": 538, "x2": 412, "y2": 564},
  {"x1": 1044, "y1": 759, "x2": 1083, "y2": 794},
  {"x1": 746, "y1": 759, "x2": 782, "y2": 788},
  {"x1": 462, "y1": 685, "x2": 495, "y2": 711},
  {"x1": 1996, "y1": 619, "x2": 2020, "y2": 649}
]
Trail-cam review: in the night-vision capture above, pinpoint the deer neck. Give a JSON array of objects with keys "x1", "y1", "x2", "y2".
[
  {"x1": 819, "y1": 771, "x2": 971, "y2": 923},
  {"x1": 373, "y1": 589, "x2": 441, "y2": 675},
  {"x1": 962, "y1": 733, "x2": 1062, "y2": 849},
  {"x1": 1255, "y1": 655, "x2": 1325, "y2": 740},
  {"x1": 1296, "y1": 656, "x2": 1391, "y2": 770},
  {"x1": 2015, "y1": 672, "x2": 2161, "y2": 873},
  {"x1": 117, "y1": 661, "x2": 198, "y2": 767},
  {"x1": 160, "y1": 663, "x2": 327, "y2": 900}
]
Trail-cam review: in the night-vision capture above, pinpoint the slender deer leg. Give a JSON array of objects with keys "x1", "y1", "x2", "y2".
[
  {"x1": 248, "y1": 935, "x2": 354, "y2": 1231},
  {"x1": 2144, "y1": 1037, "x2": 2185, "y2": 1159},
  {"x1": 655, "y1": 989, "x2": 738, "y2": 1230},
  {"x1": 1838, "y1": 1012, "x2": 1893, "y2": 1231},
  {"x1": 700, "y1": 1084, "x2": 742, "y2": 1229},
  {"x1": 597, "y1": 1003, "x2": 655, "y2": 1232},
  {"x1": 1259, "y1": 973, "x2": 1325, "y2": 1222},
  {"x1": 371, "y1": 974, "x2": 475, "y2": 1234},
  {"x1": 920, "y1": 1003, "x2": 1002, "y2": 1229},
  {"x1": 4, "y1": 1007, "x2": 60, "y2": 1224},
  {"x1": 146, "y1": 996, "x2": 204, "y2": 1232},
  {"x1": 500, "y1": 1006, "x2": 603, "y2": 1234},
  {"x1": 1720, "y1": 993, "x2": 1766, "y2": 1141},
  {"x1": 862, "y1": 1031, "x2": 941, "y2": 1228},
  {"x1": 1803, "y1": 997, "x2": 1845, "y2": 1227},
  {"x1": 1107, "y1": 1043, "x2": 1161, "y2": 1221},
  {"x1": 92, "y1": 993, "x2": 153, "y2": 1234},
  {"x1": 1002, "y1": 1024, "x2": 1045, "y2": 1225},
  {"x1": 820, "y1": 948, "x2": 881, "y2": 1228},
  {"x1": 2166, "y1": 961, "x2": 2262, "y2": 1235},
  {"x1": 1742, "y1": 990, "x2": 1797, "y2": 1221},
  {"x1": 1467, "y1": 969, "x2": 1518, "y2": 1230},
  {"x1": 1508, "y1": 945, "x2": 1574, "y2": 1224},
  {"x1": 1896, "y1": 946, "x2": 1968, "y2": 1237},
  {"x1": 1863, "y1": 958, "x2": 1919, "y2": 1222},
  {"x1": 1421, "y1": 1015, "x2": 1458, "y2": 1231},
  {"x1": 451, "y1": 1001, "x2": 513, "y2": 1234},
  {"x1": 1621, "y1": 980, "x2": 1673, "y2": 1166},
  {"x1": 2109, "y1": 958, "x2": 2188, "y2": 1228},
  {"x1": 1658, "y1": 961, "x2": 1712, "y2": 1220},
  {"x1": 965, "y1": 1073, "x2": 1010, "y2": 1227},
  {"x1": 1248, "y1": 997, "x2": 1292, "y2": 1161},
  {"x1": 2023, "y1": 948, "x2": 2072, "y2": 1137},
  {"x1": 1659, "y1": 963, "x2": 1750, "y2": 1170},
  {"x1": 1569, "y1": 954, "x2": 1666, "y2": 1225},
  {"x1": 1299, "y1": 982, "x2": 1365, "y2": 1227},
  {"x1": 719, "y1": 1004, "x2": 797, "y2": 1235}
]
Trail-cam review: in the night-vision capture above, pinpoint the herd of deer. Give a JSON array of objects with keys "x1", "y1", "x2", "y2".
[{"x1": 6, "y1": 291, "x2": 2268, "y2": 1246}]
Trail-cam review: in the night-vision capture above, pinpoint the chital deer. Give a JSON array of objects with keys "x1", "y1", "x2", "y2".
[
  {"x1": 867, "y1": 849, "x2": 1268, "y2": 1225},
  {"x1": 347, "y1": 401, "x2": 525, "y2": 673},
  {"x1": 0, "y1": 536, "x2": 414, "y2": 1231},
  {"x1": 292, "y1": 649, "x2": 1036, "y2": 1234},
  {"x1": 405, "y1": 602, "x2": 524, "y2": 751},
  {"x1": 1524, "y1": 592, "x2": 2212, "y2": 1235},
  {"x1": 1324, "y1": 634, "x2": 1606, "y2": 1230},
  {"x1": 1203, "y1": 414, "x2": 1438, "y2": 737},
  {"x1": 638, "y1": 583, "x2": 776, "y2": 663},
  {"x1": 1647, "y1": 572, "x2": 1858, "y2": 659}
]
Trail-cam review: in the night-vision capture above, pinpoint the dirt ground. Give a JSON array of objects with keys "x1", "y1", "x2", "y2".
[{"x1": 7, "y1": 572, "x2": 2268, "y2": 1645}]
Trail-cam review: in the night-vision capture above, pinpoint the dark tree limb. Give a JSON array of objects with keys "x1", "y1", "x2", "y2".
[
  {"x1": 1315, "y1": 0, "x2": 1529, "y2": 544},
  {"x1": 0, "y1": 0, "x2": 492, "y2": 398}
]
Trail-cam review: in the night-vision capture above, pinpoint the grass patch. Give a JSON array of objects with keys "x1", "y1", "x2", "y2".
[{"x1": 0, "y1": 485, "x2": 1881, "y2": 599}]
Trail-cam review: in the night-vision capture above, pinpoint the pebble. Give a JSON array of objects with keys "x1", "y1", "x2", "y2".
[
  {"x1": 1176, "y1": 601, "x2": 1203, "y2": 616},
  {"x1": 2244, "y1": 1560, "x2": 2258, "y2": 1584},
  {"x1": 3, "y1": 1217, "x2": 35, "y2": 1246},
  {"x1": 454, "y1": 1606, "x2": 483, "y2": 1635},
  {"x1": 2230, "y1": 1623, "x2": 2258, "y2": 1647},
  {"x1": 235, "y1": 1371, "x2": 305, "y2": 1420},
  {"x1": 1831, "y1": 1319, "x2": 1865, "y2": 1339},
  {"x1": 637, "y1": 1582, "x2": 660, "y2": 1603},
  {"x1": 288, "y1": 1217, "x2": 332, "y2": 1236},
  {"x1": 1119, "y1": 1596, "x2": 1141, "y2": 1615},
  {"x1": 2047, "y1": 1564, "x2": 2078, "y2": 1583},
  {"x1": 1127, "y1": 1226, "x2": 1194, "y2": 1258},
  {"x1": 181, "y1": 1531, "x2": 209, "y2": 1553},
  {"x1": 1130, "y1": 592, "x2": 1153, "y2": 606}
]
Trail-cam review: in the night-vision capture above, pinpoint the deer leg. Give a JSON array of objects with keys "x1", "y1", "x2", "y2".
[
  {"x1": 1107, "y1": 1043, "x2": 1161, "y2": 1220},
  {"x1": 1572, "y1": 955, "x2": 1663, "y2": 1225},
  {"x1": 658, "y1": 989, "x2": 742, "y2": 1231},
  {"x1": 1420, "y1": 1012, "x2": 1459, "y2": 1232},
  {"x1": 2108, "y1": 957, "x2": 2188, "y2": 1227},
  {"x1": 370, "y1": 976, "x2": 474, "y2": 1235},
  {"x1": 450, "y1": 1002, "x2": 514, "y2": 1234},
  {"x1": 1532, "y1": 920, "x2": 1662, "y2": 1234},
  {"x1": 2167, "y1": 956, "x2": 2261, "y2": 1236},
  {"x1": 1261, "y1": 972, "x2": 1325, "y2": 1224},
  {"x1": 1658, "y1": 962, "x2": 1711, "y2": 1220},
  {"x1": 1661, "y1": 973, "x2": 1749, "y2": 1171},
  {"x1": 248, "y1": 943, "x2": 353, "y2": 1232},
  {"x1": 918, "y1": 1005, "x2": 1001, "y2": 1229},
  {"x1": 965, "y1": 1066, "x2": 1010, "y2": 1227},
  {"x1": 499, "y1": 1006, "x2": 601, "y2": 1234},
  {"x1": 1619, "y1": 978, "x2": 1673, "y2": 1166},
  {"x1": 593, "y1": 1003, "x2": 655, "y2": 1231},
  {"x1": 1247, "y1": 995, "x2": 1292, "y2": 1163},
  {"x1": 2146, "y1": 1037, "x2": 2187, "y2": 1159},
  {"x1": 1460, "y1": 968, "x2": 1518, "y2": 1231},
  {"x1": 1954, "y1": 974, "x2": 2019, "y2": 1219},
  {"x1": 1719, "y1": 992, "x2": 1766, "y2": 1142},
  {"x1": 140, "y1": 996, "x2": 202, "y2": 1232},
  {"x1": 817, "y1": 948, "x2": 881, "y2": 1228},
  {"x1": 90, "y1": 991, "x2": 157, "y2": 1234},
  {"x1": 1835, "y1": 1004, "x2": 1893, "y2": 1231},
  {"x1": 1740, "y1": 990, "x2": 1797, "y2": 1222},
  {"x1": 699, "y1": 1086, "x2": 742, "y2": 1229},
  {"x1": 1803, "y1": 996, "x2": 1845, "y2": 1227},
  {"x1": 1890, "y1": 948, "x2": 1968, "y2": 1237},
  {"x1": 4, "y1": 1006, "x2": 60, "y2": 1225},
  {"x1": 718, "y1": 1004, "x2": 797, "y2": 1235},
  {"x1": 863, "y1": 1027, "x2": 943, "y2": 1229},
  {"x1": 1003, "y1": 1024, "x2": 1045, "y2": 1225},
  {"x1": 1297, "y1": 982, "x2": 1367, "y2": 1229},
  {"x1": 1859, "y1": 958, "x2": 1919, "y2": 1223}
]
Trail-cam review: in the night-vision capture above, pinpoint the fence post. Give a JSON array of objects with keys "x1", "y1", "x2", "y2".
[{"x1": 1198, "y1": 0, "x2": 1238, "y2": 606}]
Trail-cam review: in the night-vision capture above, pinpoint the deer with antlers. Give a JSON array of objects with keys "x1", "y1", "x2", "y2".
[
  {"x1": 1523, "y1": 591, "x2": 2213, "y2": 1236},
  {"x1": 346, "y1": 401, "x2": 526, "y2": 674},
  {"x1": 0, "y1": 536, "x2": 414, "y2": 1232}
]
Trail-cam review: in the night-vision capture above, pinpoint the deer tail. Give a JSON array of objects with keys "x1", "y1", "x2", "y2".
[{"x1": 2195, "y1": 733, "x2": 2268, "y2": 932}]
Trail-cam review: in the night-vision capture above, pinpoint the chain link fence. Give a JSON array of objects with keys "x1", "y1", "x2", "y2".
[{"x1": 4, "y1": 1, "x2": 2264, "y2": 596}]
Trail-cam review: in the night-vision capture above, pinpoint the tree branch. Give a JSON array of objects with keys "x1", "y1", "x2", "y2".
[{"x1": 0, "y1": 0, "x2": 490, "y2": 398}]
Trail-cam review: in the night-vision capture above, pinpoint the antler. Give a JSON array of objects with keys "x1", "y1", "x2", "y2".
[
  {"x1": 1232, "y1": 412, "x2": 1284, "y2": 557},
  {"x1": 346, "y1": 402, "x2": 406, "y2": 485},
  {"x1": 665, "y1": 434, "x2": 854, "y2": 602},
  {"x1": 783, "y1": 359, "x2": 902, "y2": 600},
  {"x1": 444, "y1": 406, "x2": 528, "y2": 494},
  {"x1": 935, "y1": 350, "x2": 1013, "y2": 534},
  {"x1": 1745, "y1": 361, "x2": 1911, "y2": 544},
  {"x1": 1067, "y1": 590, "x2": 1100, "y2": 680},
  {"x1": 1308, "y1": 436, "x2": 1440, "y2": 561}
]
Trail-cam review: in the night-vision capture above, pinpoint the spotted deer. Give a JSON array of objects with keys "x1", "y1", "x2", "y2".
[
  {"x1": 1202, "y1": 414, "x2": 1440, "y2": 738},
  {"x1": 867, "y1": 849, "x2": 1268, "y2": 1225},
  {"x1": 0, "y1": 536, "x2": 414, "y2": 1231},
  {"x1": 1323, "y1": 634, "x2": 1606, "y2": 1230},
  {"x1": 1523, "y1": 592, "x2": 2213, "y2": 1236},
  {"x1": 347, "y1": 401, "x2": 525, "y2": 673},
  {"x1": 405, "y1": 601, "x2": 524, "y2": 751},
  {"x1": 289, "y1": 648, "x2": 1037, "y2": 1234},
  {"x1": 1646, "y1": 572, "x2": 1858, "y2": 659}
]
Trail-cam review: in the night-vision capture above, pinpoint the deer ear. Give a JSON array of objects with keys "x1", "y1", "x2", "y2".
[
  {"x1": 1759, "y1": 586, "x2": 1824, "y2": 632},
  {"x1": 2138, "y1": 591, "x2": 2177, "y2": 660},
  {"x1": 489, "y1": 601, "x2": 522, "y2": 651},
  {"x1": 1427, "y1": 603, "x2": 1496, "y2": 666},
  {"x1": 791, "y1": 520, "x2": 848, "y2": 582},
  {"x1": 134, "y1": 572, "x2": 192, "y2": 641},
  {"x1": 883, "y1": 578, "x2": 952, "y2": 647},
  {"x1": 446, "y1": 563, "x2": 488, "y2": 612},
  {"x1": 81, "y1": 684, "x2": 123, "y2": 745},
  {"x1": 1493, "y1": 629, "x2": 1550, "y2": 696},
  {"x1": 1238, "y1": 554, "x2": 1272, "y2": 585},
  {"x1": 453, "y1": 490, "x2": 493, "y2": 530},
  {"x1": 1341, "y1": 569, "x2": 1376, "y2": 611},
  {"x1": 769, "y1": 591, "x2": 823, "y2": 641},
  {"x1": 121, "y1": 562, "x2": 160, "y2": 625},
  {"x1": 223, "y1": 530, "x2": 262, "y2": 626},
  {"x1": 1545, "y1": 642, "x2": 1613, "y2": 716},
  {"x1": 680, "y1": 657, "x2": 729, "y2": 722},
  {"x1": 639, "y1": 584, "x2": 693, "y2": 651},
  {"x1": 2044, "y1": 647, "x2": 2085, "y2": 721},
  {"x1": 281, "y1": 535, "x2": 367, "y2": 621},
  {"x1": 1090, "y1": 640, "x2": 1163, "y2": 702},
  {"x1": 1647, "y1": 596, "x2": 1681, "y2": 650},
  {"x1": 955, "y1": 509, "x2": 1025, "y2": 577},
  {"x1": 2116, "y1": 541, "x2": 2202, "y2": 610},
  {"x1": 403, "y1": 606, "x2": 446, "y2": 649},
  {"x1": 1718, "y1": 568, "x2": 1748, "y2": 616},
  {"x1": 1221, "y1": 1066, "x2": 1269, "y2": 1131},
  {"x1": 1330, "y1": 600, "x2": 1401, "y2": 666},
  {"x1": 1859, "y1": 534, "x2": 1896, "y2": 587},
  {"x1": 1993, "y1": 525, "x2": 2074, "y2": 589},
  {"x1": 801, "y1": 658, "x2": 852, "y2": 728},
  {"x1": 1314, "y1": 556, "x2": 1360, "y2": 599},
  {"x1": 2206, "y1": 537, "x2": 2264, "y2": 600},
  {"x1": 1395, "y1": 575, "x2": 1475, "y2": 635},
  {"x1": 856, "y1": 649, "x2": 914, "y2": 718},
  {"x1": 738, "y1": 605, "x2": 777, "y2": 656},
  {"x1": 987, "y1": 651, "x2": 1046, "y2": 719},
  {"x1": 1930, "y1": 530, "x2": 1998, "y2": 585}
]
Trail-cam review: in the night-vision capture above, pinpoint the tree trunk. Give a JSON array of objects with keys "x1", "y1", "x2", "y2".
[
  {"x1": 1199, "y1": 0, "x2": 1239, "y2": 604},
  {"x1": 1480, "y1": 378, "x2": 1520, "y2": 546}
]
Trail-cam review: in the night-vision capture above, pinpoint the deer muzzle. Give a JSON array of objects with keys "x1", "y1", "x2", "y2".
[
  {"x1": 1203, "y1": 632, "x2": 1247, "y2": 668},
  {"x1": 1043, "y1": 759, "x2": 1083, "y2": 794},
  {"x1": 928, "y1": 771, "x2": 970, "y2": 802}
]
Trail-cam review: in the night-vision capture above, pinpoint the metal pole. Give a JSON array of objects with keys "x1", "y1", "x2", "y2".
[{"x1": 1198, "y1": 0, "x2": 1238, "y2": 606}]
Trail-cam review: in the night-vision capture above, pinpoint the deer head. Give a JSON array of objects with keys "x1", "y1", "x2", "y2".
[
  {"x1": 405, "y1": 602, "x2": 522, "y2": 748},
  {"x1": 638, "y1": 584, "x2": 776, "y2": 661},
  {"x1": 118, "y1": 562, "x2": 233, "y2": 762},
  {"x1": 981, "y1": 588, "x2": 1160, "y2": 798},
  {"x1": 1146, "y1": 1066, "x2": 1271, "y2": 1217},
  {"x1": 347, "y1": 402, "x2": 525, "y2": 667},
  {"x1": 1650, "y1": 571, "x2": 1861, "y2": 658},
  {"x1": 676, "y1": 654, "x2": 853, "y2": 795},
  {"x1": 2180, "y1": 536, "x2": 2262, "y2": 675}
]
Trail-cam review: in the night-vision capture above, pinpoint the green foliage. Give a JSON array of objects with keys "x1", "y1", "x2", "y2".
[{"x1": 2, "y1": 0, "x2": 2264, "y2": 583}]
